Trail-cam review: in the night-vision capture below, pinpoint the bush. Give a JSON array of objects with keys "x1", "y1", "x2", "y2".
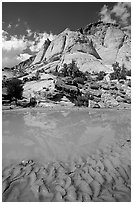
[
  {"x1": 96, "y1": 71, "x2": 106, "y2": 81},
  {"x1": 29, "y1": 97, "x2": 37, "y2": 107},
  {"x1": 35, "y1": 70, "x2": 40, "y2": 80},
  {"x1": 6, "y1": 78, "x2": 23, "y2": 101},
  {"x1": 74, "y1": 95, "x2": 89, "y2": 107},
  {"x1": 110, "y1": 63, "x2": 127, "y2": 80},
  {"x1": 126, "y1": 69, "x2": 131, "y2": 76},
  {"x1": 59, "y1": 60, "x2": 86, "y2": 79}
]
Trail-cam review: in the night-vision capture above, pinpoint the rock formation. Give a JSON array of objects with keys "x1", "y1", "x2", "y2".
[
  {"x1": 3, "y1": 21, "x2": 131, "y2": 77},
  {"x1": 2, "y1": 21, "x2": 131, "y2": 109},
  {"x1": 83, "y1": 21, "x2": 131, "y2": 70}
]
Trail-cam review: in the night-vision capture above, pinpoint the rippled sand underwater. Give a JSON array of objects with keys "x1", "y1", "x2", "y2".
[{"x1": 2, "y1": 109, "x2": 131, "y2": 201}]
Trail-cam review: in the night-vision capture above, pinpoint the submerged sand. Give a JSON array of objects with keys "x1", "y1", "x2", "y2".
[{"x1": 2, "y1": 108, "x2": 131, "y2": 201}]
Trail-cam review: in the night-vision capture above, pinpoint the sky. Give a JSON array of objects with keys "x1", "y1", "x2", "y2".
[{"x1": 2, "y1": 1, "x2": 131, "y2": 68}]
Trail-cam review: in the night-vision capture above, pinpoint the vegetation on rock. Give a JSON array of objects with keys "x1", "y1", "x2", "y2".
[
  {"x1": 6, "y1": 78, "x2": 23, "y2": 102},
  {"x1": 110, "y1": 62, "x2": 130, "y2": 81}
]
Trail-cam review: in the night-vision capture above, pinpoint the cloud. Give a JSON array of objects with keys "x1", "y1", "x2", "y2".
[
  {"x1": 2, "y1": 27, "x2": 56, "y2": 68},
  {"x1": 15, "y1": 24, "x2": 19, "y2": 28},
  {"x1": 26, "y1": 28, "x2": 33, "y2": 37},
  {"x1": 2, "y1": 30, "x2": 30, "y2": 68},
  {"x1": 2, "y1": 30, "x2": 8, "y2": 40},
  {"x1": 99, "y1": 5, "x2": 116, "y2": 24},
  {"x1": 7, "y1": 24, "x2": 12, "y2": 29},
  {"x1": 99, "y1": 2, "x2": 131, "y2": 30},
  {"x1": 111, "y1": 2, "x2": 131, "y2": 25},
  {"x1": 2, "y1": 35, "x2": 28, "y2": 52}
]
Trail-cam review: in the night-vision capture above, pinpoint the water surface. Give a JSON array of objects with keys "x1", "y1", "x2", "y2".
[{"x1": 2, "y1": 109, "x2": 130, "y2": 168}]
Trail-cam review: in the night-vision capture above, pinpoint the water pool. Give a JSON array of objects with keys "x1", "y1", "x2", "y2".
[
  {"x1": 2, "y1": 109, "x2": 130, "y2": 168},
  {"x1": 2, "y1": 108, "x2": 131, "y2": 202}
]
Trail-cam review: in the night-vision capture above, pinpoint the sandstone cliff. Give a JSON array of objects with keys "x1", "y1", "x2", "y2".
[
  {"x1": 83, "y1": 21, "x2": 131, "y2": 70},
  {"x1": 3, "y1": 21, "x2": 131, "y2": 77}
]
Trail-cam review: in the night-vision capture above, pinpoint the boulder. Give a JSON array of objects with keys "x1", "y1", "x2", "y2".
[
  {"x1": 98, "y1": 101, "x2": 105, "y2": 108},
  {"x1": 23, "y1": 79, "x2": 55, "y2": 99},
  {"x1": 116, "y1": 96, "x2": 126, "y2": 103},
  {"x1": 90, "y1": 100, "x2": 100, "y2": 108},
  {"x1": 101, "y1": 92, "x2": 119, "y2": 107},
  {"x1": 90, "y1": 82, "x2": 100, "y2": 90},
  {"x1": 101, "y1": 84, "x2": 110, "y2": 90},
  {"x1": 93, "y1": 96, "x2": 101, "y2": 103},
  {"x1": 89, "y1": 89, "x2": 102, "y2": 97},
  {"x1": 59, "y1": 52, "x2": 109, "y2": 73},
  {"x1": 55, "y1": 79, "x2": 79, "y2": 94}
]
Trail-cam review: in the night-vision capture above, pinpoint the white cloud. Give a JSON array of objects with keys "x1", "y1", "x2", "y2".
[
  {"x1": 2, "y1": 27, "x2": 56, "y2": 68},
  {"x1": 7, "y1": 24, "x2": 12, "y2": 29},
  {"x1": 99, "y1": 5, "x2": 116, "y2": 24},
  {"x1": 2, "y1": 30, "x2": 8, "y2": 40},
  {"x1": 99, "y1": 2, "x2": 131, "y2": 28},
  {"x1": 2, "y1": 35, "x2": 28, "y2": 52},
  {"x1": 15, "y1": 24, "x2": 19, "y2": 28},
  {"x1": 111, "y1": 2, "x2": 131, "y2": 25},
  {"x1": 26, "y1": 28, "x2": 33, "y2": 37},
  {"x1": 2, "y1": 30, "x2": 30, "y2": 68}
]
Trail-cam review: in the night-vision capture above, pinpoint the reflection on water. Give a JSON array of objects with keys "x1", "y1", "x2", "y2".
[{"x1": 2, "y1": 109, "x2": 130, "y2": 168}]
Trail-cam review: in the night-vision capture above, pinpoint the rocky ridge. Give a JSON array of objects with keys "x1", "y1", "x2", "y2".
[{"x1": 2, "y1": 21, "x2": 131, "y2": 109}]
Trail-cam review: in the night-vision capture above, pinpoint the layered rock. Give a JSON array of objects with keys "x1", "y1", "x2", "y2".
[
  {"x1": 32, "y1": 38, "x2": 51, "y2": 65},
  {"x1": 58, "y1": 52, "x2": 110, "y2": 73},
  {"x1": 4, "y1": 22, "x2": 131, "y2": 76},
  {"x1": 2, "y1": 21, "x2": 131, "y2": 109},
  {"x1": 12, "y1": 55, "x2": 36, "y2": 75},
  {"x1": 83, "y1": 21, "x2": 131, "y2": 69}
]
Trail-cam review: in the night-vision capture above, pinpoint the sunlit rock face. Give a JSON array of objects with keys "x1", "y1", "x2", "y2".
[
  {"x1": 32, "y1": 38, "x2": 51, "y2": 65},
  {"x1": 83, "y1": 22, "x2": 131, "y2": 70},
  {"x1": 5, "y1": 21, "x2": 130, "y2": 75}
]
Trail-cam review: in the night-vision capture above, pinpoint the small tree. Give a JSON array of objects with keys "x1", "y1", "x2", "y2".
[
  {"x1": 35, "y1": 70, "x2": 40, "y2": 80},
  {"x1": 6, "y1": 78, "x2": 23, "y2": 102},
  {"x1": 119, "y1": 64, "x2": 127, "y2": 80},
  {"x1": 96, "y1": 71, "x2": 106, "y2": 81},
  {"x1": 126, "y1": 69, "x2": 131, "y2": 76}
]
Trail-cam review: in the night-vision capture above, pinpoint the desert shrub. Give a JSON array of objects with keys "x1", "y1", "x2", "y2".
[
  {"x1": 96, "y1": 71, "x2": 106, "y2": 81},
  {"x1": 59, "y1": 60, "x2": 86, "y2": 79},
  {"x1": 74, "y1": 95, "x2": 89, "y2": 107},
  {"x1": 110, "y1": 63, "x2": 127, "y2": 80},
  {"x1": 29, "y1": 97, "x2": 37, "y2": 107},
  {"x1": 126, "y1": 69, "x2": 131, "y2": 76},
  {"x1": 35, "y1": 70, "x2": 40, "y2": 80},
  {"x1": 6, "y1": 78, "x2": 23, "y2": 101},
  {"x1": 119, "y1": 65, "x2": 127, "y2": 80}
]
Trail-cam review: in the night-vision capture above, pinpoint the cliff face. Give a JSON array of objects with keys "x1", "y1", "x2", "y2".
[
  {"x1": 3, "y1": 21, "x2": 131, "y2": 78},
  {"x1": 83, "y1": 22, "x2": 131, "y2": 69},
  {"x1": 32, "y1": 22, "x2": 130, "y2": 73}
]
